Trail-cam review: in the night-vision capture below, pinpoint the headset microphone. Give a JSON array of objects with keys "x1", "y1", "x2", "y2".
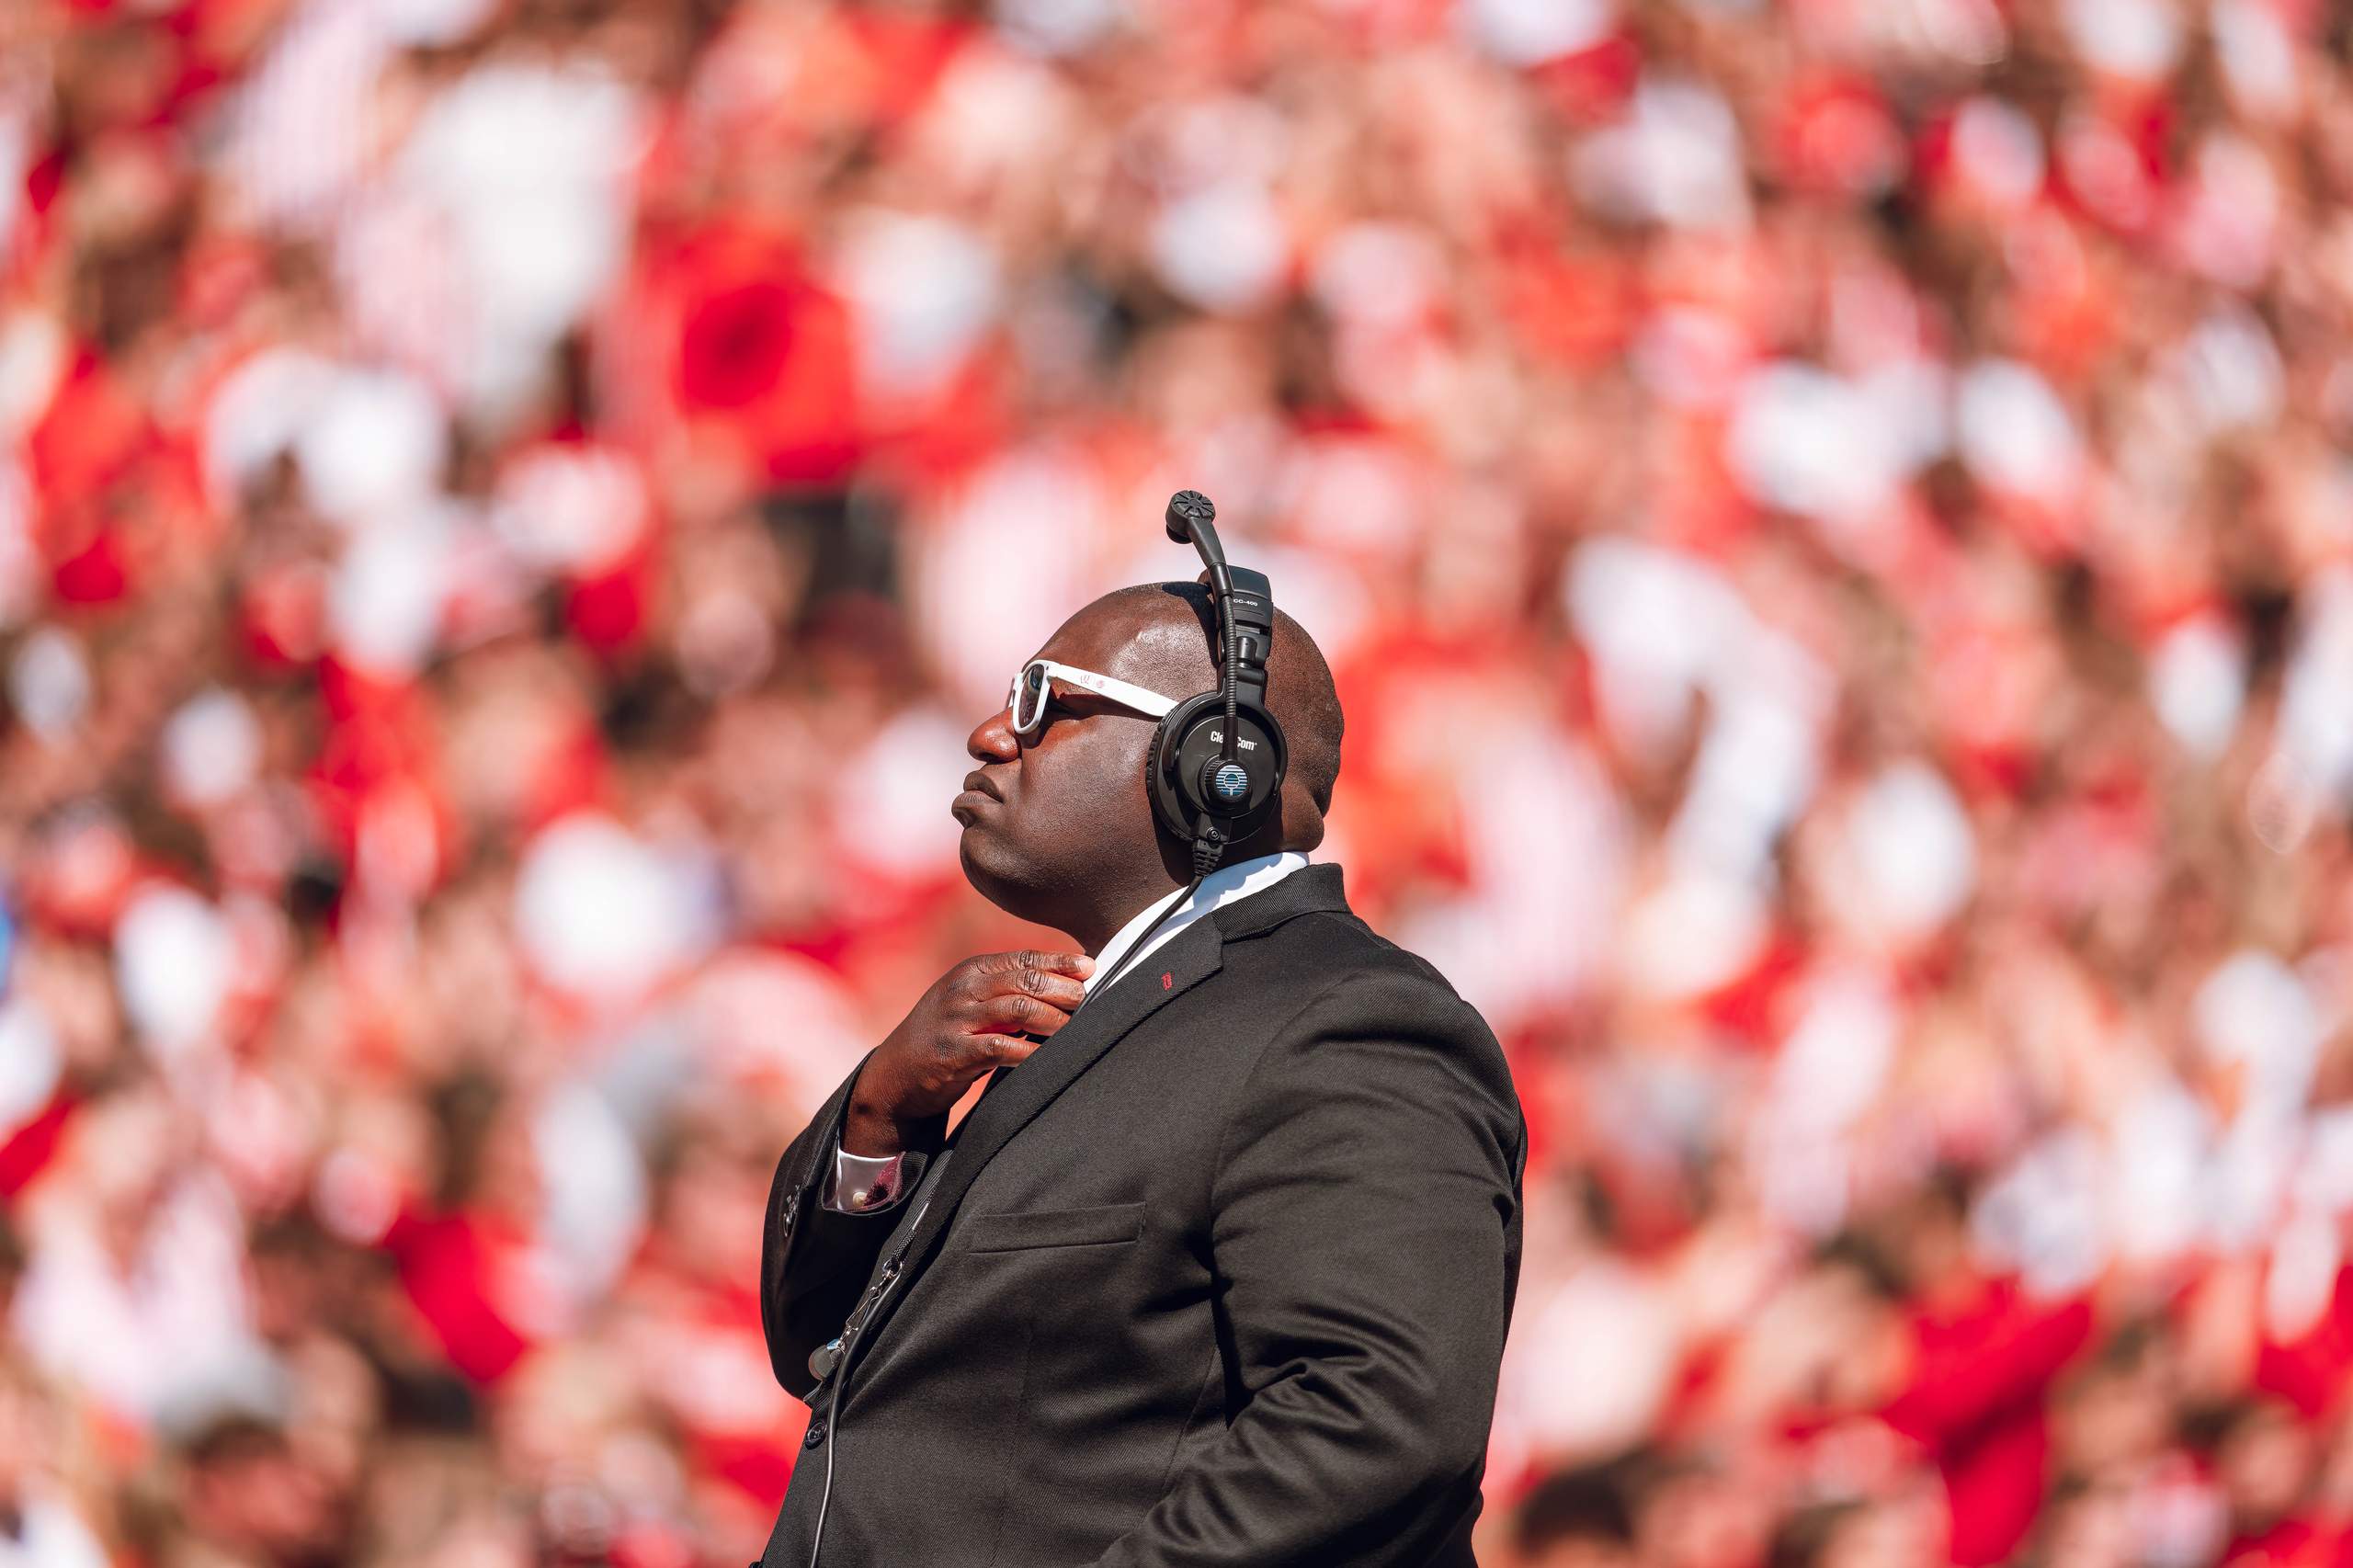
[
  {"x1": 1146, "y1": 490, "x2": 1289, "y2": 867},
  {"x1": 1090, "y1": 491, "x2": 1292, "y2": 1002},
  {"x1": 1165, "y1": 491, "x2": 1240, "y2": 767},
  {"x1": 1164, "y1": 488, "x2": 1216, "y2": 548}
]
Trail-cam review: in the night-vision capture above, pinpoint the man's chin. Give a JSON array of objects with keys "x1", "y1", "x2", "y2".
[{"x1": 957, "y1": 829, "x2": 1056, "y2": 924}]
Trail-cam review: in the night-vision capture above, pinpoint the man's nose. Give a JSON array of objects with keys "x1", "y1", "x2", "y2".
[{"x1": 969, "y1": 704, "x2": 1020, "y2": 763}]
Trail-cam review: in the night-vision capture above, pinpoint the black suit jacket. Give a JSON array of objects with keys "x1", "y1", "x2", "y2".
[{"x1": 756, "y1": 864, "x2": 1527, "y2": 1567}]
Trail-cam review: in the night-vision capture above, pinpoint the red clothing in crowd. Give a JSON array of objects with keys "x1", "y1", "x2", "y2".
[
  {"x1": 380, "y1": 1208, "x2": 540, "y2": 1386},
  {"x1": 2257, "y1": 1266, "x2": 2353, "y2": 1420},
  {"x1": 2224, "y1": 1517, "x2": 2350, "y2": 1568},
  {"x1": 1882, "y1": 1278, "x2": 2095, "y2": 1567}
]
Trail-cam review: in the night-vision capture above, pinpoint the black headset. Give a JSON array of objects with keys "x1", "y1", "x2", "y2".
[
  {"x1": 1150, "y1": 489, "x2": 1290, "y2": 877},
  {"x1": 1086, "y1": 492, "x2": 1290, "y2": 1000}
]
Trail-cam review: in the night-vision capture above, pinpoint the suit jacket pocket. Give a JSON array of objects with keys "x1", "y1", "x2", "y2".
[{"x1": 963, "y1": 1201, "x2": 1143, "y2": 1253}]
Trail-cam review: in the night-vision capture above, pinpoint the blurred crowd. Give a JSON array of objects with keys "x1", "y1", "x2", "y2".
[{"x1": 6, "y1": 0, "x2": 2353, "y2": 1563}]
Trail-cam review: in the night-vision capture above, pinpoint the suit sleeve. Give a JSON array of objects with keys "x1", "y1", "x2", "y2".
[
  {"x1": 1091, "y1": 971, "x2": 1527, "y2": 1568},
  {"x1": 758, "y1": 1051, "x2": 947, "y2": 1403}
]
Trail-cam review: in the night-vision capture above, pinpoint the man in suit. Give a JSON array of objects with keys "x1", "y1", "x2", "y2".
[{"x1": 756, "y1": 580, "x2": 1527, "y2": 1567}]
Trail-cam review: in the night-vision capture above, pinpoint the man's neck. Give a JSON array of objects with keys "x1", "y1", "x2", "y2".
[
  {"x1": 1071, "y1": 877, "x2": 1188, "y2": 959},
  {"x1": 1055, "y1": 837, "x2": 1295, "y2": 956},
  {"x1": 1076, "y1": 848, "x2": 1303, "y2": 960}
]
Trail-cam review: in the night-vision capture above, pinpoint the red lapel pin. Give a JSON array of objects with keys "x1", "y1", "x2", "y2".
[{"x1": 1161, "y1": 972, "x2": 1174, "y2": 989}]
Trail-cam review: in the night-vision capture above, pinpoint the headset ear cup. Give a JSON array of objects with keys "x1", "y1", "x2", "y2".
[
  {"x1": 1144, "y1": 715, "x2": 1177, "y2": 839},
  {"x1": 1148, "y1": 693, "x2": 1288, "y2": 845},
  {"x1": 1223, "y1": 708, "x2": 1287, "y2": 841},
  {"x1": 1144, "y1": 702, "x2": 1198, "y2": 843}
]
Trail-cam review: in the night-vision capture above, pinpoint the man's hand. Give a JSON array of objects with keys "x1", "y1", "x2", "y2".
[{"x1": 844, "y1": 950, "x2": 1095, "y2": 1156}]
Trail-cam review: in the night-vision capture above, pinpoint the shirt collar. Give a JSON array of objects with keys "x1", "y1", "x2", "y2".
[{"x1": 1083, "y1": 851, "x2": 1312, "y2": 998}]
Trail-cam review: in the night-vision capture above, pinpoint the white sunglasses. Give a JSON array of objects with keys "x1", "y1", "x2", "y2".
[{"x1": 1006, "y1": 658, "x2": 1176, "y2": 736}]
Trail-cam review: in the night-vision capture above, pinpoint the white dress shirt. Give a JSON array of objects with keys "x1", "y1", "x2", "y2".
[{"x1": 826, "y1": 851, "x2": 1313, "y2": 1212}]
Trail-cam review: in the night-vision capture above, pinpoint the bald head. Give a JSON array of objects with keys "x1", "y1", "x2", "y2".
[{"x1": 1089, "y1": 582, "x2": 1344, "y2": 853}]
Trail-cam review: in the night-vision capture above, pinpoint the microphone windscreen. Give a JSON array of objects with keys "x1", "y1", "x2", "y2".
[{"x1": 1165, "y1": 490, "x2": 1214, "y2": 543}]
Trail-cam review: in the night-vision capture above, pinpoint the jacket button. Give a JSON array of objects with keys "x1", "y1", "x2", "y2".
[{"x1": 803, "y1": 1420, "x2": 827, "y2": 1449}]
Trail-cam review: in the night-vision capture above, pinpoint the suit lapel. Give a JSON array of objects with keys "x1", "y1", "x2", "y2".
[{"x1": 841, "y1": 914, "x2": 1227, "y2": 1379}]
